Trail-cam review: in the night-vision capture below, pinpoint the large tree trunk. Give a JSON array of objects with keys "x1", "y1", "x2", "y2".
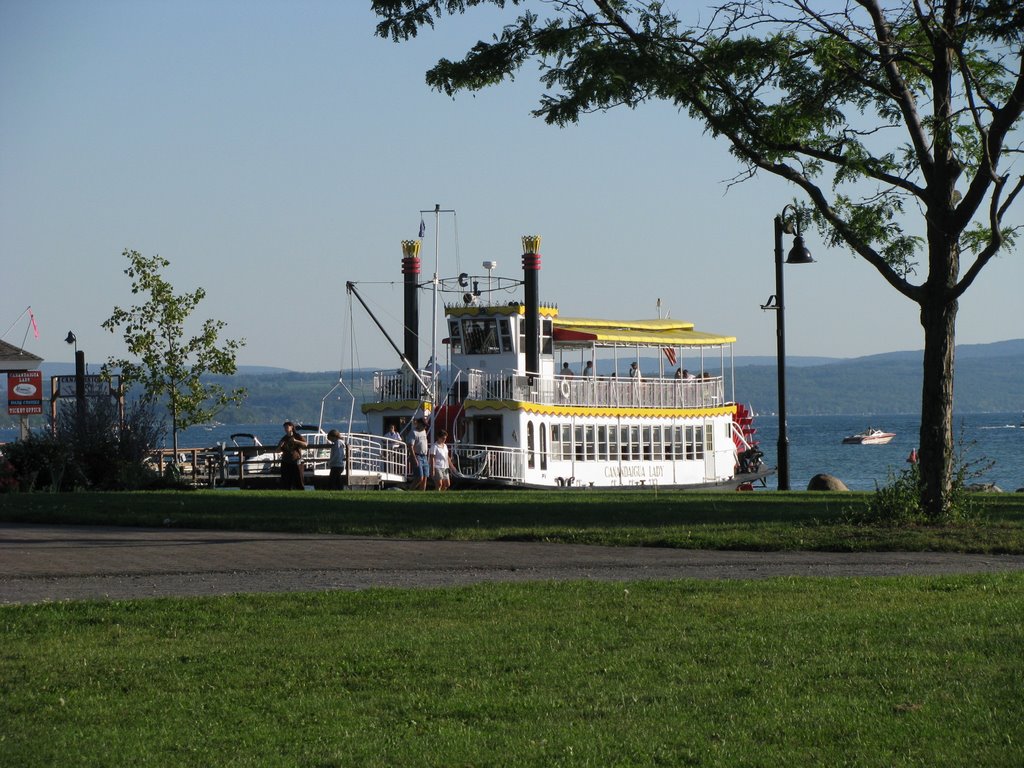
[{"x1": 918, "y1": 295, "x2": 957, "y2": 519}]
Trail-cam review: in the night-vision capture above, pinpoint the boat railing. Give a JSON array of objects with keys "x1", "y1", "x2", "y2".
[
  {"x1": 344, "y1": 433, "x2": 408, "y2": 478},
  {"x1": 466, "y1": 371, "x2": 725, "y2": 410},
  {"x1": 371, "y1": 369, "x2": 436, "y2": 403},
  {"x1": 451, "y1": 443, "x2": 526, "y2": 484}
]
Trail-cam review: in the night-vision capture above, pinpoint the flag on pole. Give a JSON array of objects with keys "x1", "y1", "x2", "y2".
[
  {"x1": 28, "y1": 307, "x2": 39, "y2": 339},
  {"x1": 418, "y1": 218, "x2": 426, "y2": 238},
  {"x1": 663, "y1": 347, "x2": 677, "y2": 366}
]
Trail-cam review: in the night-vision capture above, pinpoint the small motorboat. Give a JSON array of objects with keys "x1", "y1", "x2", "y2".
[{"x1": 842, "y1": 428, "x2": 896, "y2": 445}]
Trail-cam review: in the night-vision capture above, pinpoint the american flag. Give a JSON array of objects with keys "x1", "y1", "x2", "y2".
[{"x1": 663, "y1": 347, "x2": 677, "y2": 366}]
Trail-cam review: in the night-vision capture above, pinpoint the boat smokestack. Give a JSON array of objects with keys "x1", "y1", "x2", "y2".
[
  {"x1": 401, "y1": 239, "x2": 421, "y2": 371},
  {"x1": 521, "y1": 235, "x2": 542, "y2": 380}
]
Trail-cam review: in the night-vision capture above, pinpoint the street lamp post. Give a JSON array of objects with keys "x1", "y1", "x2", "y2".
[
  {"x1": 762, "y1": 208, "x2": 813, "y2": 491},
  {"x1": 65, "y1": 331, "x2": 86, "y2": 429}
]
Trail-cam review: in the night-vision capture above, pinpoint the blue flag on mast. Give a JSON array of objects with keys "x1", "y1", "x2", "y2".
[{"x1": 418, "y1": 218, "x2": 425, "y2": 238}]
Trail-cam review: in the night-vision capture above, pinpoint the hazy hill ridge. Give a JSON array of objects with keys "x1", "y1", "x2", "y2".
[{"x1": 18, "y1": 339, "x2": 1023, "y2": 423}]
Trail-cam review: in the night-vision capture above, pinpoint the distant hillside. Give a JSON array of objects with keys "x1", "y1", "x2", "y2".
[
  {"x1": 5, "y1": 340, "x2": 1021, "y2": 426},
  {"x1": 735, "y1": 339, "x2": 1024, "y2": 415}
]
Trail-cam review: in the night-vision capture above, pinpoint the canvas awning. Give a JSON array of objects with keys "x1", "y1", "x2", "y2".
[{"x1": 552, "y1": 317, "x2": 735, "y2": 347}]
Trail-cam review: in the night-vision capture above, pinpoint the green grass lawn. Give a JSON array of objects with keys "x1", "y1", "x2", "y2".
[
  {"x1": 2, "y1": 489, "x2": 1024, "y2": 553},
  {"x1": 3, "y1": 575, "x2": 1022, "y2": 767}
]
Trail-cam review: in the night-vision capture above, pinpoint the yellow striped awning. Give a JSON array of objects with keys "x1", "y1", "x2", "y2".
[{"x1": 553, "y1": 316, "x2": 735, "y2": 346}]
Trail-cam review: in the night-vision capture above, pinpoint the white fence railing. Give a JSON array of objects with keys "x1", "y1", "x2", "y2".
[
  {"x1": 451, "y1": 443, "x2": 526, "y2": 484},
  {"x1": 466, "y1": 372, "x2": 724, "y2": 410}
]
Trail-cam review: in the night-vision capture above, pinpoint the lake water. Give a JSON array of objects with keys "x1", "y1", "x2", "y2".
[
  {"x1": 3, "y1": 412, "x2": 1021, "y2": 492},
  {"x1": 756, "y1": 412, "x2": 1023, "y2": 492}
]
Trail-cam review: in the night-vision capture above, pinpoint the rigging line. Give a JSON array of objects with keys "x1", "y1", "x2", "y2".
[
  {"x1": 1, "y1": 306, "x2": 30, "y2": 341},
  {"x1": 453, "y1": 211, "x2": 461, "y2": 277}
]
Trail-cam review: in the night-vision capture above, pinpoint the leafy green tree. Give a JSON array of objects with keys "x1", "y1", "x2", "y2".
[
  {"x1": 373, "y1": 0, "x2": 1023, "y2": 519},
  {"x1": 102, "y1": 249, "x2": 247, "y2": 457}
]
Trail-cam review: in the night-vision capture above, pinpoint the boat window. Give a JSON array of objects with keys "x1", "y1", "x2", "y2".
[
  {"x1": 597, "y1": 425, "x2": 608, "y2": 461},
  {"x1": 527, "y1": 421, "x2": 535, "y2": 469},
  {"x1": 651, "y1": 426, "x2": 663, "y2": 461},
  {"x1": 609, "y1": 423, "x2": 618, "y2": 461},
  {"x1": 497, "y1": 317, "x2": 514, "y2": 352},
  {"x1": 560, "y1": 424, "x2": 572, "y2": 461},
  {"x1": 704, "y1": 421, "x2": 714, "y2": 456},
  {"x1": 448, "y1": 320, "x2": 463, "y2": 354},
  {"x1": 550, "y1": 424, "x2": 561, "y2": 461},
  {"x1": 541, "y1": 317, "x2": 553, "y2": 355},
  {"x1": 585, "y1": 425, "x2": 596, "y2": 461},
  {"x1": 674, "y1": 426, "x2": 685, "y2": 459},
  {"x1": 619, "y1": 426, "x2": 629, "y2": 461},
  {"x1": 463, "y1": 318, "x2": 501, "y2": 355},
  {"x1": 630, "y1": 426, "x2": 641, "y2": 461},
  {"x1": 642, "y1": 426, "x2": 653, "y2": 461},
  {"x1": 540, "y1": 422, "x2": 548, "y2": 470},
  {"x1": 574, "y1": 426, "x2": 585, "y2": 462}
]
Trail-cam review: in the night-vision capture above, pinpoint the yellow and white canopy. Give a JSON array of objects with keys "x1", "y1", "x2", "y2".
[{"x1": 552, "y1": 316, "x2": 735, "y2": 348}]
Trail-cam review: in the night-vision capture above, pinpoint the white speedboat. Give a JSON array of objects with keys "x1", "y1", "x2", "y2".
[
  {"x1": 842, "y1": 428, "x2": 896, "y2": 445},
  {"x1": 349, "y1": 226, "x2": 769, "y2": 490}
]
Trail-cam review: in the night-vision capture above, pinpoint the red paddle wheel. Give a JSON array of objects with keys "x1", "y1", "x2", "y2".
[{"x1": 732, "y1": 403, "x2": 758, "y2": 451}]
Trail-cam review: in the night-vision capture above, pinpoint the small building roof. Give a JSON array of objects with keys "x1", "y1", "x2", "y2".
[{"x1": 0, "y1": 339, "x2": 44, "y2": 372}]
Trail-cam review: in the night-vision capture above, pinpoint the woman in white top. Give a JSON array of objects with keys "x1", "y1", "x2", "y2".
[{"x1": 428, "y1": 429, "x2": 453, "y2": 491}]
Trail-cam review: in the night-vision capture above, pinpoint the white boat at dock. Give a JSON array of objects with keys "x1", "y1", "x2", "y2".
[{"x1": 347, "y1": 224, "x2": 768, "y2": 490}]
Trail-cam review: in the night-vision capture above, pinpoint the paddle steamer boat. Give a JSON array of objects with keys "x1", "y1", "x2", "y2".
[{"x1": 353, "y1": 234, "x2": 767, "y2": 490}]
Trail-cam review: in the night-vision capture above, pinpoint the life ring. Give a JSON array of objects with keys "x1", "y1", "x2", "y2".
[{"x1": 560, "y1": 380, "x2": 571, "y2": 398}]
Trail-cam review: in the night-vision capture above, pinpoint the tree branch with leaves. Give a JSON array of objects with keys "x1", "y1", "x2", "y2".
[{"x1": 373, "y1": 0, "x2": 1023, "y2": 518}]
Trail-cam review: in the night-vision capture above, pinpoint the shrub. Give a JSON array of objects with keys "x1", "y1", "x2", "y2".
[
  {"x1": 1, "y1": 431, "x2": 69, "y2": 491},
  {"x1": 4, "y1": 397, "x2": 166, "y2": 491},
  {"x1": 851, "y1": 432, "x2": 987, "y2": 526}
]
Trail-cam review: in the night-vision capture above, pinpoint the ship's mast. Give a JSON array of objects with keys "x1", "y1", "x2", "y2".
[{"x1": 421, "y1": 203, "x2": 455, "y2": 444}]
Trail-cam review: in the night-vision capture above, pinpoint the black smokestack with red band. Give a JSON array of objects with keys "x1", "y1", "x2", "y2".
[
  {"x1": 401, "y1": 242, "x2": 421, "y2": 371},
  {"x1": 522, "y1": 237, "x2": 541, "y2": 380}
]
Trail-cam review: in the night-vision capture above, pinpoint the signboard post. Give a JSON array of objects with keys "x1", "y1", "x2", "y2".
[
  {"x1": 49, "y1": 374, "x2": 124, "y2": 434},
  {"x1": 7, "y1": 371, "x2": 43, "y2": 415},
  {"x1": 7, "y1": 370, "x2": 43, "y2": 439}
]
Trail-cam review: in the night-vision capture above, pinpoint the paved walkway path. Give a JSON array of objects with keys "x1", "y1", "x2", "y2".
[{"x1": 3, "y1": 523, "x2": 1023, "y2": 604}]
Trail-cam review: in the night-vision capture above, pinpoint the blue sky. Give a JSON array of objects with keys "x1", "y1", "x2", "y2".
[{"x1": 2, "y1": 1, "x2": 1021, "y2": 374}]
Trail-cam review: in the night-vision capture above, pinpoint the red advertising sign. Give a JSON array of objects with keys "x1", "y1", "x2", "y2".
[{"x1": 8, "y1": 370, "x2": 43, "y2": 415}]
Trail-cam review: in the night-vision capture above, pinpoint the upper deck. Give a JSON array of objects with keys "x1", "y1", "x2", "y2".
[{"x1": 368, "y1": 368, "x2": 727, "y2": 412}]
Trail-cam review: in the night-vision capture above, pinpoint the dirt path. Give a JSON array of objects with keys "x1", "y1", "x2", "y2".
[{"x1": 2, "y1": 523, "x2": 1023, "y2": 605}]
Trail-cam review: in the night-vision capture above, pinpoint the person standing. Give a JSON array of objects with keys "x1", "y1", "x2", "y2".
[
  {"x1": 407, "y1": 418, "x2": 429, "y2": 490},
  {"x1": 277, "y1": 421, "x2": 307, "y2": 490},
  {"x1": 326, "y1": 429, "x2": 346, "y2": 490},
  {"x1": 429, "y1": 429, "x2": 453, "y2": 491}
]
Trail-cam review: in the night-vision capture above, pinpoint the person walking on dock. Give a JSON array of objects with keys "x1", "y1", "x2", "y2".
[
  {"x1": 277, "y1": 421, "x2": 307, "y2": 490},
  {"x1": 429, "y1": 429, "x2": 453, "y2": 491},
  {"x1": 407, "y1": 418, "x2": 429, "y2": 490},
  {"x1": 326, "y1": 429, "x2": 346, "y2": 490}
]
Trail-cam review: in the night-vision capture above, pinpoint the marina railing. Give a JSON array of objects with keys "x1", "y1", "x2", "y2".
[
  {"x1": 465, "y1": 372, "x2": 725, "y2": 410},
  {"x1": 452, "y1": 443, "x2": 526, "y2": 484},
  {"x1": 343, "y1": 434, "x2": 408, "y2": 479}
]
